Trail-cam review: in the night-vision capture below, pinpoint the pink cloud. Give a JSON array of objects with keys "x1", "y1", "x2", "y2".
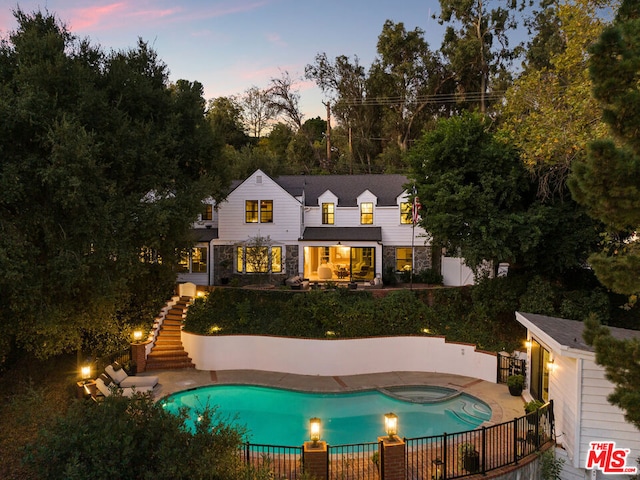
[
  {"x1": 68, "y1": 2, "x2": 128, "y2": 31},
  {"x1": 266, "y1": 32, "x2": 287, "y2": 48}
]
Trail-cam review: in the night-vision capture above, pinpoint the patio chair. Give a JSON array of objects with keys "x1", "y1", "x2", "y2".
[
  {"x1": 105, "y1": 363, "x2": 159, "y2": 388},
  {"x1": 353, "y1": 265, "x2": 370, "y2": 279},
  {"x1": 95, "y1": 373, "x2": 154, "y2": 398}
]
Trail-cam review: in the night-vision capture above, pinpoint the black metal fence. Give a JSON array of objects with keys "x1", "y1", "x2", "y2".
[
  {"x1": 242, "y1": 443, "x2": 303, "y2": 479},
  {"x1": 329, "y1": 442, "x2": 380, "y2": 479},
  {"x1": 241, "y1": 401, "x2": 554, "y2": 479},
  {"x1": 496, "y1": 352, "x2": 526, "y2": 384},
  {"x1": 405, "y1": 400, "x2": 554, "y2": 479}
]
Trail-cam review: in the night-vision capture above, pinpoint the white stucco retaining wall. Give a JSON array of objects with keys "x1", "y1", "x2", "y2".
[{"x1": 181, "y1": 333, "x2": 497, "y2": 382}]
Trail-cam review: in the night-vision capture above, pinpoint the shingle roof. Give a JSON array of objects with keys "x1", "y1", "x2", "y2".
[
  {"x1": 273, "y1": 174, "x2": 412, "y2": 207},
  {"x1": 190, "y1": 228, "x2": 218, "y2": 242},
  {"x1": 301, "y1": 227, "x2": 382, "y2": 241},
  {"x1": 517, "y1": 312, "x2": 640, "y2": 353}
]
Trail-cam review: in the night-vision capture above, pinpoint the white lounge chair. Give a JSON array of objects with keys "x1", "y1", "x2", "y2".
[
  {"x1": 95, "y1": 373, "x2": 153, "y2": 398},
  {"x1": 105, "y1": 363, "x2": 158, "y2": 389}
]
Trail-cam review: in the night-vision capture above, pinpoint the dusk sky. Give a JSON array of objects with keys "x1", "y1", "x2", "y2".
[{"x1": 0, "y1": 0, "x2": 449, "y2": 119}]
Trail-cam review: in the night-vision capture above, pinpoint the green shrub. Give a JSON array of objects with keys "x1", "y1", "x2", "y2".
[{"x1": 25, "y1": 393, "x2": 247, "y2": 480}]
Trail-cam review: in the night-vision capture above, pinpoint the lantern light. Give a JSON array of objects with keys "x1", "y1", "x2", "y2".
[
  {"x1": 384, "y1": 412, "x2": 398, "y2": 438},
  {"x1": 133, "y1": 330, "x2": 143, "y2": 342},
  {"x1": 80, "y1": 365, "x2": 91, "y2": 381},
  {"x1": 309, "y1": 417, "x2": 321, "y2": 445}
]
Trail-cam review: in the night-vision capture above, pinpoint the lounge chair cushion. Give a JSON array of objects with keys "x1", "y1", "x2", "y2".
[
  {"x1": 96, "y1": 374, "x2": 153, "y2": 397},
  {"x1": 106, "y1": 363, "x2": 128, "y2": 384},
  {"x1": 105, "y1": 364, "x2": 158, "y2": 388}
]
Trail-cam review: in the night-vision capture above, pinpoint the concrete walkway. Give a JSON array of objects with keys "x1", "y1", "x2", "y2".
[{"x1": 147, "y1": 369, "x2": 525, "y2": 426}]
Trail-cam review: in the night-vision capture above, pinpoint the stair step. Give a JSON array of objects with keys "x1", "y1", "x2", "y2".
[
  {"x1": 148, "y1": 349, "x2": 189, "y2": 357},
  {"x1": 154, "y1": 338, "x2": 182, "y2": 345},
  {"x1": 163, "y1": 319, "x2": 183, "y2": 326},
  {"x1": 146, "y1": 362, "x2": 195, "y2": 370},
  {"x1": 151, "y1": 344, "x2": 186, "y2": 352}
]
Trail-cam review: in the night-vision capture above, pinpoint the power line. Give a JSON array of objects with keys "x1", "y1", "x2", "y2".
[{"x1": 338, "y1": 90, "x2": 507, "y2": 107}]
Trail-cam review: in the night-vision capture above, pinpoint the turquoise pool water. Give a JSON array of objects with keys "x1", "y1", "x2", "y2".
[{"x1": 162, "y1": 385, "x2": 492, "y2": 445}]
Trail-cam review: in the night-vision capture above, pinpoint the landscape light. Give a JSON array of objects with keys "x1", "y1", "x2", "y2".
[
  {"x1": 384, "y1": 412, "x2": 398, "y2": 438},
  {"x1": 432, "y1": 458, "x2": 444, "y2": 479},
  {"x1": 309, "y1": 417, "x2": 321, "y2": 445},
  {"x1": 133, "y1": 330, "x2": 143, "y2": 342},
  {"x1": 80, "y1": 365, "x2": 91, "y2": 380}
]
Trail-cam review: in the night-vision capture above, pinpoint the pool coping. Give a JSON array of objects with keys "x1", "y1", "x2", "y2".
[{"x1": 147, "y1": 369, "x2": 525, "y2": 427}]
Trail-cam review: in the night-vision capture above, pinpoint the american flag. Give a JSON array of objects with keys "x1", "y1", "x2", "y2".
[{"x1": 412, "y1": 196, "x2": 421, "y2": 224}]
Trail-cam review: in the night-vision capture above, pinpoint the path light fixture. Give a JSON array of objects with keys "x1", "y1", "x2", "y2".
[
  {"x1": 384, "y1": 412, "x2": 398, "y2": 439},
  {"x1": 80, "y1": 365, "x2": 91, "y2": 381},
  {"x1": 309, "y1": 417, "x2": 321, "y2": 445}
]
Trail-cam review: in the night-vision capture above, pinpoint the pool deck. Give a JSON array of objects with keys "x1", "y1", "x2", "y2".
[{"x1": 148, "y1": 369, "x2": 525, "y2": 426}]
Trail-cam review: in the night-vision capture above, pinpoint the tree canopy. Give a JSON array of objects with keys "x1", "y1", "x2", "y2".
[
  {"x1": 0, "y1": 10, "x2": 227, "y2": 359},
  {"x1": 407, "y1": 113, "x2": 533, "y2": 270}
]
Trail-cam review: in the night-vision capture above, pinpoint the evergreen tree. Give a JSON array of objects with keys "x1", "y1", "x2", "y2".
[
  {"x1": 0, "y1": 10, "x2": 226, "y2": 360},
  {"x1": 568, "y1": 0, "x2": 640, "y2": 430}
]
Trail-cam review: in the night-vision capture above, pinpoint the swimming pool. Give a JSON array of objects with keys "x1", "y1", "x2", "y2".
[{"x1": 162, "y1": 385, "x2": 492, "y2": 445}]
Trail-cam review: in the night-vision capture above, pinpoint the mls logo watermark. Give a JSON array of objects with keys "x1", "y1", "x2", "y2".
[{"x1": 586, "y1": 442, "x2": 638, "y2": 474}]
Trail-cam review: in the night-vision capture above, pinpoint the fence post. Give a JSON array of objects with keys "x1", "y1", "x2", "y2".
[
  {"x1": 303, "y1": 441, "x2": 328, "y2": 480},
  {"x1": 130, "y1": 341, "x2": 149, "y2": 373},
  {"x1": 378, "y1": 435, "x2": 406, "y2": 480},
  {"x1": 443, "y1": 433, "x2": 448, "y2": 479}
]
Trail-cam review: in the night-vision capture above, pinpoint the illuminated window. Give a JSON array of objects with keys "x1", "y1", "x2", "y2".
[
  {"x1": 396, "y1": 248, "x2": 412, "y2": 272},
  {"x1": 245, "y1": 200, "x2": 259, "y2": 223},
  {"x1": 177, "y1": 247, "x2": 207, "y2": 273},
  {"x1": 360, "y1": 202, "x2": 373, "y2": 224},
  {"x1": 400, "y1": 202, "x2": 412, "y2": 224},
  {"x1": 260, "y1": 200, "x2": 273, "y2": 223},
  {"x1": 322, "y1": 203, "x2": 335, "y2": 225},
  {"x1": 236, "y1": 246, "x2": 282, "y2": 273},
  {"x1": 202, "y1": 204, "x2": 213, "y2": 221},
  {"x1": 246, "y1": 200, "x2": 273, "y2": 223}
]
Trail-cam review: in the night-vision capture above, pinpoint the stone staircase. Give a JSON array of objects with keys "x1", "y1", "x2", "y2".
[{"x1": 145, "y1": 296, "x2": 196, "y2": 370}]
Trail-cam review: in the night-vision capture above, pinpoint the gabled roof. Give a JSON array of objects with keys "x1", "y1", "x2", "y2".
[
  {"x1": 516, "y1": 312, "x2": 640, "y2": 355},
  {"x1": 228, "y1": 173, "x2": 412, "y2": 206},
  {"x1": 301, "y1": 227, "x2": 382, "y2": 241}
]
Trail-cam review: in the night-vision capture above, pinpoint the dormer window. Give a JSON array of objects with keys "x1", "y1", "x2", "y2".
[
  {"x1": 322, "y1": 203, "x2": 335, "y2": 225},
  {"x1": 360, "y1": 202, "x2": 373, "y2": 225}
]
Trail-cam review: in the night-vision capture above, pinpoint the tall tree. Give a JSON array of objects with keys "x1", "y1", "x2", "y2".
[
  {"x1": 568, "y1": 0, "x2": 640, "y2": 296},
  {"x1": 305, "y1": 53, "x2": 382, "y2": 172},
  {"x1": 239, "y1": 86, "x2": 276, "y2": 138},
  {"x1": 406, "y1": 113, "x2": 534, "y2": 270},
  {"x1": 570, "y1": 0, "x2": 640, "y2": 431},
  {"x1": 0, "y1": 10, "x2": 226, "y2": 360},
  {"x1": 436, "y1": 0, "x2": 523, "y2": 113},
  {"x1": 369, "y1": 20, "x2": 451, "y2": 155},
  {"x1": 206, "y1": 96, "x2": 250, "y2": 150},
  {"x1": 500, "y1": 0, "x2": 613, "y2": 199}
]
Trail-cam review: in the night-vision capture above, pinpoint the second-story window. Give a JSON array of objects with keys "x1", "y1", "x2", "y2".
[
  {"x1": 246, "y1": 200, "x2": 274, "y2": 223},
  {"x1": 202, "y1": 203, "x2": 213, "y2": 221},
  {"x1": 400, "y1": 202, "x2": 412, "y2": 224},
  {"x1": 322, "y1": 203, "x2": 334, "y2": 225},
  {"x1": 260, "y1": 200, "x2": 273, "y2": 223},
  {"x1": 360, "y1": 202, "x2": 373, "y2": 225}
]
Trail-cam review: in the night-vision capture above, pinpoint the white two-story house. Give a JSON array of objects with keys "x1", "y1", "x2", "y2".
[{"x1": 177, "y1": 169, "x2": 433, "y2": 287}]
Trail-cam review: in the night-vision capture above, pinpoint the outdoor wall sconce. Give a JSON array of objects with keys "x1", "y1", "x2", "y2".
[
  {"x1": 432, "y1": 457, "x2": 444, "y2": 479},
  {"x1": 384, "y1": 412, "x2": 398, "y2": 439},
  {"x1": 80, "y1": 365, "x2": 91, "y2": 380},
  {"x1": 309, "y1": 417, "x2": 321, "y2": 445},
  {"x1": 547, "y1": 359, "x2": 555, "y2": 372},
  {"x1": 132, "y1": 330, "x2": 144, "y2": 342},
  {"x1": 524, "y1": 340, "x2": 532, "y2": 349}
]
